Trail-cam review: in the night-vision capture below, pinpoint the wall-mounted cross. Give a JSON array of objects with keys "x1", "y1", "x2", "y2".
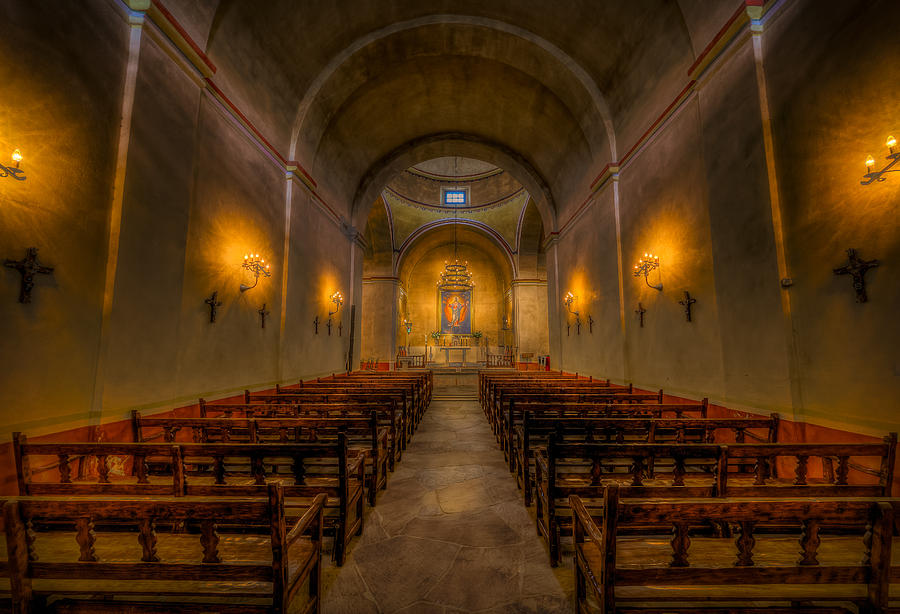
[
  {"x1": 588, "y1": 315, "x2": 594, "y2": 334},
  {"x1": 833, "y1": 248, "x2": 879, "y2": 303},
  {"x1": 258, "y1": 303, "x2": 270, "y2": 329},
  {"x1": 326, "y1": 317, "x2": 333, "y2": 336},
  {"x1": 338, "y1": 321, "x2": 343, "y2": 337},
  {"x1": 313, "y1": 315, "x2": 319, "y2": 334},
  {"x1": 635, "y1": 303, "x2": 646, "y2": 328},
  {"x1": 204, "y1": 291, "x2": 223, "y2": 323},
  {"x1": 4, "y1": 247, "x2": 54, "y2": 303},
  {"x1": 679, "y1": 291, "x2": 697, "y2": 322},
  {"x1": 575, "y1": 315, "x2": 581, "y2": 335}
]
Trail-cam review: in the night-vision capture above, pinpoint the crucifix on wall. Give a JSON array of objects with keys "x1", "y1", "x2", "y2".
[
  {"x1": 204, "y1": 291, "x2": 223, "y2": 323},
  {"x1": 313, "y1": 315, "x2": 319, "y2": 334},
  {"x1": 635, "y1": 303, "x2": 646, "y2": 327},
  {"x1": 4, "y1": 247, "x2": 54, "y2": 304},
  {"x1": 258, "y1": 303, "x2": 270, "y2": 329},
  {"x1": 833, "y1": 248, "x2": 879, "y2": 303},
  {"x1": 679, "y1": 291, "x2": 696, "y2": 322}
]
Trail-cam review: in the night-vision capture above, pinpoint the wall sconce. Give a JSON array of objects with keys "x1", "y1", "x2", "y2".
[
  {"x1": 633, "y1": 253, "x2": 662, "y2": 290},
  {"x1": 403, "y1": 318, "x2": 412, "y2": 334},
  {"x1": 240, "y1": 253, "x2": 271, "y2": 292},
  {"x1": 861, "y1": 135, "x2": 899, "y2": 184},
  {"x1": 1, "y1": 149, "x2": 26, "y2": 181},
  {"x1": 564, "y1": 291, "x2": 583, "y2": 334},
  {"x1": 328, "y1": 291, "x2": 344, "y2": 317}
]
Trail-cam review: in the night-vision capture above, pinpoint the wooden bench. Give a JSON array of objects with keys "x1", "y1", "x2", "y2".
[
  {"x1": 3, "y1": 485, "x2": 325, "y2": 613},
  {"x1": 570, "y1": 488, "x2": 897, "y2": 613},
  {"x1": 12, "y1": 434, "x2": 366, "y2": 566},
  {"x1": 498, "y1": 397, "x2": 706, "y2": 465},
  {"x1": 250, "y1": 390, "x2": 415, "y2": 447},
  {"x1": 198, "y1": 399, "x2": 403, "y2": 467},
  {"x1": 516, "y1": 414, "x2": 778, "y2": 505},
  {"x1": 132, "y1": 411, "x2": 390, "y2": 507},
  {"x1": 535, "y1": 437, "x2": 897, "y2": 566}
]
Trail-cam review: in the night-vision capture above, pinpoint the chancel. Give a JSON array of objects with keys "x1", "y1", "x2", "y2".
[{"x1": 0, "y1": 1, "x2": 898, "y2": 613}]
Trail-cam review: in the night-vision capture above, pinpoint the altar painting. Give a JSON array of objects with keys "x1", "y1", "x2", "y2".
[{"x1": 440, "y1": 290, "x2": 471, "y2": 334}]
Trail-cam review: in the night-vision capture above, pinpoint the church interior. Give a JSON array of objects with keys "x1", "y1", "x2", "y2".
[{"x1": 1, "y1": 0, "x2": 898, "y2": 612}]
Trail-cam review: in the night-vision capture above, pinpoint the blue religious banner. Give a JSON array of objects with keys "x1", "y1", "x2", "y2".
[{"x1": 440, "y1": 290, "x2": 472, "y2": 334}]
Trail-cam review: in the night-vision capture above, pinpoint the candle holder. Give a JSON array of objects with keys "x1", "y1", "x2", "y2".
[
  {"x1": 862, "y1": 135, "x2": 900, "y2": 185},
  {"x1": 1, "y1": 149, "x2": 26, "y2": 181},
  {"x1": 633, "y1": 253, "x2": 662, "y2": 290},
  {"x1": 240, "y1": 253, "x2": 271, "y2": 292}
]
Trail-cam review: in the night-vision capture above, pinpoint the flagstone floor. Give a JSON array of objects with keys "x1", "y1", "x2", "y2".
[{"x1": 320, "y1": 385, "x2": 574, "y2": 613}]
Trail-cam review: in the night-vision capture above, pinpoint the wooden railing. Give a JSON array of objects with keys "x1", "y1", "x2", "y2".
[
  {"x1": 396, "y1": 354, "x2": 425, "y2": 368},
  {"x1": 486, "y1": 353, "x2": 513, "y2": 368}
]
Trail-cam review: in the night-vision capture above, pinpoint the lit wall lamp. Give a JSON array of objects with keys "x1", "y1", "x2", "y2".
[
  {"x1": 328, "y1": 291, "x2": 344, "y2": 317},
  {"x1": 861, "y1": 135, "x2": 899, "y2": 184},
  {"x1": 633, "y1": 253, "x2": 662, "y2": 290},
  {"x1": 240, "y1": 253, "x2": 271, "y2": 292},
  {"x1": 564, "y1": 291, "x2": 582, "y2": 335},
  {"x1": 1, "y1": 149, "x2": 26, "y2": 181},
  {"x1": 403, "y1": 319, "x2": 413, "y2": 334}
]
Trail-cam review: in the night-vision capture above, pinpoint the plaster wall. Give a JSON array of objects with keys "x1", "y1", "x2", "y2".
[
  {"x1": 553, "y1": 0, "x2": 900, "y2": 435},
  {"x1": 0, "y1": 1, "x2": 128, "y2": 434},
  {"x1": 0, "y1": 1, "x2": 356, "y2": 438},
  {"x1": 360, "y1": 279, "x2": 399, "y2": 364}
]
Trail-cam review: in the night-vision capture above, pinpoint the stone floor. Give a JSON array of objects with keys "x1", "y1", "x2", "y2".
[{"x1": 320, "y1": 385, "x2": 574, "y2": 613}]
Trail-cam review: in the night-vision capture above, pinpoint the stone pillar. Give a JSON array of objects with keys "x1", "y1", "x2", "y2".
[
  {"x1": 360, "y1": 277, "x2": 399, "y2": 369},
  {"x1": 511, "y1": 278, "x2": 549, "y2": 365}
]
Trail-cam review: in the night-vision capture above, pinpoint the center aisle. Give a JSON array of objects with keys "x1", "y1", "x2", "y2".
[{"x1": 321, "y1": 381, "x2": 573, "y2": 613}]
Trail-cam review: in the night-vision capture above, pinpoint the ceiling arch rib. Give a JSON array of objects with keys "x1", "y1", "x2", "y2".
[
  {"x1": 396, "y1": 221, "x2": 517, "y2": 283},
  {"x1": 289, "y1": 15, "x2": 617, "y2": 166}
]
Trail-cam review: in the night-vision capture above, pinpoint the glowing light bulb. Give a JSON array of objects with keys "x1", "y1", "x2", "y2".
[
  {"x1": 887, "y1": 135, "x2": 897, "y2": 150},
  {"x1": 866, "y1": 155, "x2": 876, "y2": 170},
  {"x1": 244, "y1": 254, "x2": 248, "y2": 260},
  {"x1": 11, "y1": 149, "x2": 22, "y2": 167}
]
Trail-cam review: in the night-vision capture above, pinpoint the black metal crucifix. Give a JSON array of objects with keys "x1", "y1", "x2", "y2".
[
  {"x1": 204, "y1": 291, "x2": 223, "y2": 323},
  {"x1": 833, "y1": 248, "x2": 879, "y2": 303},
  {"x1": 4, "y1": 247, "x2": 54, "y2": 303},
  {"x1": 679, "y1": 291, "x2": 697, "y2": 322},
  {"x1": 338, "y1": 321, "x2": 343, "y2": 337},
  {"x1": 258, "y1": 303, "x2": 270, "y2": 329},
  {"x1": 326, "y1": 317, "x2": 333, "y2": 336},
  {"x1": 313, "y1": 315, "x2": 319, "y2": 334},
  {"x1": 635, "y1": 303, "x2": 646, "y2": 327},
  {"x1": 575, "y1": 315, "x2": 581, "y2": 335},
  {"x1": 588, "y1": 315, "x2": 594, "y2": 333}
]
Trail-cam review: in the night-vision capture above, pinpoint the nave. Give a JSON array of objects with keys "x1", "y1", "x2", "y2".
[{"x1": 321, "y1": 376, "x2": 572, "y2": 613}]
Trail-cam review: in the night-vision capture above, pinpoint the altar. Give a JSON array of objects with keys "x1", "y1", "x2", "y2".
[{"x1": 438, "y1": 346, "x2": 472, "y2": 365}]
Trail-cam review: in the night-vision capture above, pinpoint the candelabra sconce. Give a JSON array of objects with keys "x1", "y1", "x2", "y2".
[
  {"x1": 1, "y1": 149, "x2": 26, "y2": 181},
  {"x1": 328, "y1": 291, "x2": 344, "y2": 317},
  {"x1": 862, "y1": 135, "x2": 900, "y2": 185},
  {"x1": 563, "y1": 292, "x2": 582, "y2": 335},
  {"x1": 239, "y1": 253, "x2": 271, "y2": 292},
  {"x1": 633, "y1": 253, "x2": 662, "y2": 290},
  {"x1": 403, "y1": 319, "x2": 412, "y2": 335},
  {"x1": 326, "y1": 291, "x2": 343, "y2": 336}
]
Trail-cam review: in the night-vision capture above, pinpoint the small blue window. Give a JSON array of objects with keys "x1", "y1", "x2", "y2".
[{"x1": 444, "y1": 189, "x2": 467, "y2": 205}]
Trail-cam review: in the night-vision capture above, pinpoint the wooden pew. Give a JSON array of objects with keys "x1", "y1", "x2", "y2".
[
  {"x1": 250, "y1": 390, "x2": 415, "y2": 447},
  {"x1": 200, "y1": 398, "x2": 403, "y2": 465},
  {"x1": 570, "y1": 489, "x2": 896, "y2": 614},
  {"x1": 12, "y1": 434, "x2": 365, "y2": 566},
  {"x1": 515, "y1": 413, "x2": 778, "y2": 505},
  {"x1": 132, "y1": 411, "x2": 389, "y2": 507},
  {"x1": 535, "y1": 436, "x2": 897, "y2": 566},
  {"x1": 3, "y1": 485, "x2": 325, "y2": 613},
  {"x1": 294, "y1": 379, "x2": 427, "y2": 432},
  {"x1": 493, "y1": 395, "x2": 699, "y2": 467}
]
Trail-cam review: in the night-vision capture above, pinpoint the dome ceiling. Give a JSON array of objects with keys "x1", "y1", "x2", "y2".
[{"x1": 377, "y1": 156, "x2": 529, "y2": 257}]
